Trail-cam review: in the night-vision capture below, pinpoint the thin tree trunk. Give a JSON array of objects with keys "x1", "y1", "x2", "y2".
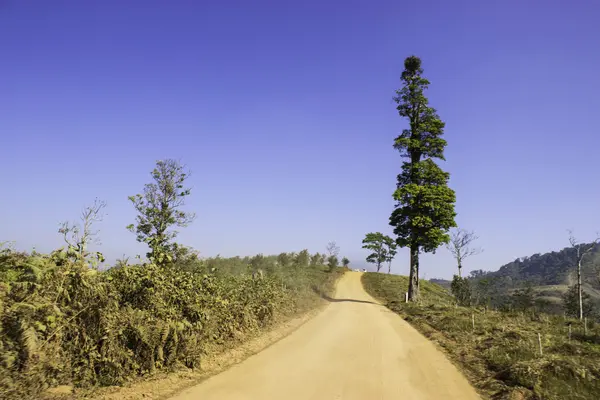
[
  {"x1": 578, "y1": 259, "x2": 583, "y2": 320},
  {"x1": 408, "y1": 245, "x2": 420, "y2": 301},
  {"x1": 388, "y1": 260, "x2": 391, "y2": 274},
  {"x1": 458, "y1": 263, "x2": 462, "y2": 278}
]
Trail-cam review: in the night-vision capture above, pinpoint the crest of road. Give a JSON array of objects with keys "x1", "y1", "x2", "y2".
[{"x1": 170, "y1": 272, "x2": 480, "y2": 400}]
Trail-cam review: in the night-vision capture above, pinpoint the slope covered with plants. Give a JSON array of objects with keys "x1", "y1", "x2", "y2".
[
  {"x1": 0, "y1": 159, "x2": 346, "y2": 399},
  {"x1": 362, "y1": 272, "x2": 600, "y2": 400},
  {"x1": 472, "y1": 244, "x2": 600, "y2": 289},
  {"x1": 0, "y1": 242, "x2": 343, "y2": 399}
]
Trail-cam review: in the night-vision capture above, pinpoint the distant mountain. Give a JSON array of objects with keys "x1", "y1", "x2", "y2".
[
  {"x1": 465, "y1": 243, "x2": 600, "y2": 315},
  {"x1": 470, "y1": 244, "x2": 600, "y2": 290}
]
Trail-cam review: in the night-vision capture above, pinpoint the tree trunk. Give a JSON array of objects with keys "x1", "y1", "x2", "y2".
[
  {"x1": 457, "y1": 263, "x2": 462, "y2": 278},
  {"x1": 408, "y1": 245, "x2": 420, "y2": 301},
  {"x1": 578, "y1": 259, "x2": 583, "y2": 320},
  {"x1": 388, "y1": 260, "x2": 392, "y2": 274},
  {"x1": 377, "y1": 262, "x2": 381, "y2": 273}
]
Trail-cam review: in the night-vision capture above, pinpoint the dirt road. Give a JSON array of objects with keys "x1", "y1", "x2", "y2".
[{"x1": 170, "y1": 272, "x2": 480, "y2": 400}]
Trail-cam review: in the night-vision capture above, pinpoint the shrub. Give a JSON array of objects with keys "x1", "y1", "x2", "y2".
[{"x1": 0, "y1": 248, "x2": 341, "y2": 399}]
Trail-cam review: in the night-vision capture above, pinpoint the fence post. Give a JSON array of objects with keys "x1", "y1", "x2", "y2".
[
  {"x1": 538, "y1": 333, "x2": 543, "y2": 356},
  {"x1": 405, "y1": 292, "x2": 408, "y2": 303}
]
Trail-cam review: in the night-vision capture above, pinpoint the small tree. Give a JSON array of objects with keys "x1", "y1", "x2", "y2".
[
  {"x1": 389, "y1": 56, "x2": 457, "y2": 301},
  {"x1": 446, "y1": 228, "x2": 482, "y2": 277},
  {"x1": 127, "y1": 159, "x2": 196, "y2": 265},
  {"x1": 450, "y1": 275, "x2": 471, "y2": 306},
  {"x1": 249, "y1": 254, "x2": 266, "y2": 276},
  {"x1": 326, "y1": 241, "x2": 340, "y2": 258},
  {"x1": 342, "y1": 257, "x2": 350, "y2": 268},
  {"x1": 511, "y1": 282, "x2": 535, "y2": 312},
  {"x1": 277, "y1": 252, "x2": 291, "y2": 268},
  {"x1": 563, "y1": 284, "x2": 594, "y2": 318},
  {"x1": 310, "y1": 252, "x2": 322, "y2": 267},
  {"x1": 383, "y1": 235, "x2": 397, "y2": 274},
  {"x1": 327, "y1": 255, "x2": 339, "y2": 272},
  {"x1": 58, "y1": 198, "x2": 107, "y2": 267},
  {"x1": 567, "y1": 230, "x2": 599, "y2": 320},
  {"x1": 362, "y1": 232, "x2": 390, "y2": 273},
  {"x1": 295, "y1": 249, "x2": 310, "y2": 267}
]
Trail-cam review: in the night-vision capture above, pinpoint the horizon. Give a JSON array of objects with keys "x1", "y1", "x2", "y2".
[{"x1": 2, "y1": 1, "x2": 600, "y2": 280}]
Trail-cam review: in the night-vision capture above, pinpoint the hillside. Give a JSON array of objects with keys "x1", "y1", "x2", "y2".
[
  {"x1": 459, "y1": 243, "x2": 600, "y2": 315},
  {"x1": 361, "y1": 272, "x2": 453, "y2": 305},
  {"x1": 473, "y1": 243, "x2": 600, "y2": 289},
  {"x1": 0, "y1": 245, "x2": 344, "y2": 400},
  {"x1": 361, "y1": 273, "x2": 600, "y2": 400}
]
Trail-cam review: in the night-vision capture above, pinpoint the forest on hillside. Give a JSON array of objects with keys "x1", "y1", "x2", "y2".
[
  {"x1": 442, "y1": 243, "x2": 600, "y2": 317},
  {"x1": 470, "y1": 244, "x2": 600, "y2": 289}
]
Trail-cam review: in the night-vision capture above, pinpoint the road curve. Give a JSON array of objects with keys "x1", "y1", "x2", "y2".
[{"x1": 170, "y1": 272, "x2": 480, "y2": 400}]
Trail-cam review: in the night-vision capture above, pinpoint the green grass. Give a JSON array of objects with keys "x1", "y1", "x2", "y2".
[
  {"x1": 361, "y1": 272, "x2": 453, "y2": 305},
  {"x1": 362, "y1": 272, "x2": 600, "y2": 400}
]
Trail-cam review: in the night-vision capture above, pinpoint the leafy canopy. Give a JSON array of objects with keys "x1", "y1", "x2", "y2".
[
  {"x1": 389, "y1": 56, "x2": 456, "y2": 252},
  {"x1": 127, "y1": 159, "x2": 196, "y2": 265},
  {"x1": 362, "y1": 232, "x2": 393, "y2": 272}
]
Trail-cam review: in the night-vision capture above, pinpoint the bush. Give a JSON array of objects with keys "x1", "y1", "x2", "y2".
[
  {"x1": 0, "y1": 248, "x2": 342, "y2": 399},
  {"x1": 451, "y1": 275, "x2": 471, "y2": 306}
]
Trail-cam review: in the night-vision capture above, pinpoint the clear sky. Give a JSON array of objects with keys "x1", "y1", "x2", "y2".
[{"x1": 2, "y1": 0, "x2": 599, "y2": 278}]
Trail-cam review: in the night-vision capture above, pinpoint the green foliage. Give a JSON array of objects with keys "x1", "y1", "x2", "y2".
[
  {"x1": 361, "y1": 272, "x2": 452, "y2": 305},
  {"x1": 451, "y1": 275, "x2": 472, "y2": 306},
  {"x1": 363, "y1": 272, "x2": 600, "y2": 400},
  {"x1": 389, "y1": 56, "x2": 456, "y2": 252},
  {"x1": 295, "y1": 250, "x2": 310, "y2": 268},
  {"x1": 362, "y1": 232, "x2": 391, "y2": 273},
  {"x1": 0, "y1": 247, "x2": 342, "y2": 399},
  {"x1": 277, "y1": 252, "x2": 291, "y2": 268},
  {"x1": 471, "y1": 243, "x2": 600, "y2": 288},
  {"x1": 310, "y1": 253, "x2": 322, "y2": 267},
  {"x1": 327, "y1": 256, "x2": 338, "y2": 272},
  {"x1": 127, "y1": 160, "x2": 196, "y2": 265},
  {"x1": 389, "y1": 56, "x2": 457, "y2": 300},
  {"x1": 511, "y1": 282, "x2": 536, "y2": 312},
  {"x1": 341, "y1": 257, "x2": 350, "y2": 268},
  {"x1": 563, "y1": 285, "x2": 595, "y2": 318},
  {"x1": 383, "y1": 235, "x2": 397, "y2": 274},
  {"x1": 468, "y1": 243, "x2": 600, "y2": 315}
]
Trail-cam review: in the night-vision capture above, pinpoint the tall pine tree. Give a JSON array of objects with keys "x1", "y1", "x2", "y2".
[{"x1": 389, "y1": 56, "x2": 457, "y2": 301}]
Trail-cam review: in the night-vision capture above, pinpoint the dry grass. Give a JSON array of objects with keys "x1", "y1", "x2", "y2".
[{"x1": 362, "y1": 272, "x2": 600, "y2": 400}]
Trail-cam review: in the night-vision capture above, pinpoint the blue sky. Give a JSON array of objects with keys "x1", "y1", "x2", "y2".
[{"x1": 2, "y1": 0, "x2": 599, "y2": 278}]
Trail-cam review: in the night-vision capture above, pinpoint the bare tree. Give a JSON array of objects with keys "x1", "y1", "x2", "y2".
[
  {"x1": 58, "y1": 198, "x2": 107, "y2": 261},
  {"x1": 567, "y1": 230, "x2": 600, "y2": 320},
  {"x1": 446, "y1": 228, "x2": 482, "y2": 277},
  {"x1": 326, "y1": 241, "x2": 340, "y2": 258}
]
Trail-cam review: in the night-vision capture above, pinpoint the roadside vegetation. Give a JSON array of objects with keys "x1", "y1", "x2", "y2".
[
  {"x1": 0, "y1": 159, "x2": 346, "y2": 400},
  {"x1": 362, "y1": 272, "x2": 600, "y2": 400}
]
